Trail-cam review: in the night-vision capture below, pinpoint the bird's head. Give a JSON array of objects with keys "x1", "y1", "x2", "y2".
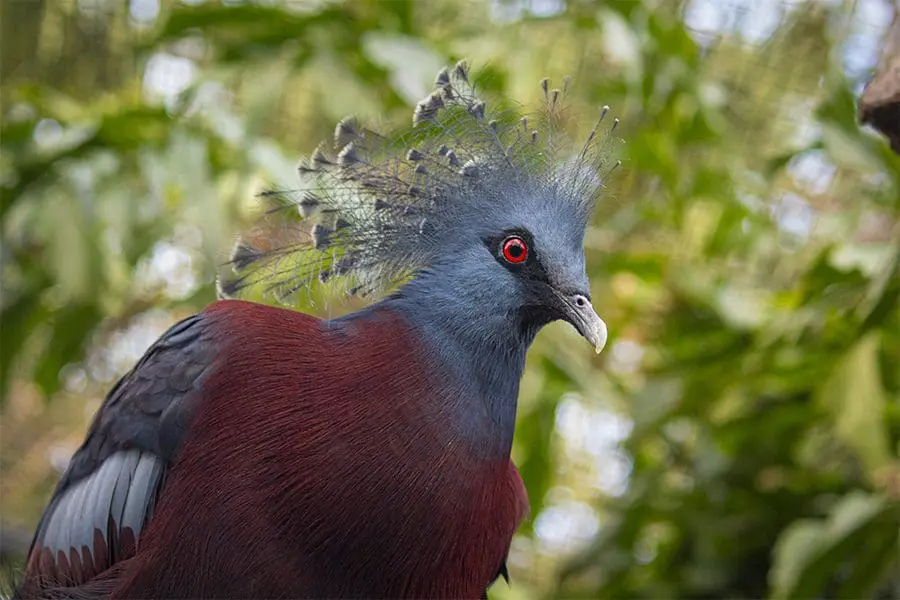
[{"x1": 220, "y1": 61, "x2": 619, "y2": 354}]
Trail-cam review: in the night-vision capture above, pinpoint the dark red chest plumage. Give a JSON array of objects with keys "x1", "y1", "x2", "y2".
[{"x1": 112, "y1": 301, "x2": 529, "y2": 598}]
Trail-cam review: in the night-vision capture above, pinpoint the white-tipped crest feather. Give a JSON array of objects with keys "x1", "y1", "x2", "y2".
[{"x1": 218, "y1": 63, "x2": 623, "y2": 304}]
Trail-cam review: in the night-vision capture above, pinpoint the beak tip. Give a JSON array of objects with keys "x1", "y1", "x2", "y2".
[
  {"x1": 593, "y1": 319, "x2": 608, "y2": 354},
  {"x1": 559, "y1": 291, "x2": 608, "y2": 355}
]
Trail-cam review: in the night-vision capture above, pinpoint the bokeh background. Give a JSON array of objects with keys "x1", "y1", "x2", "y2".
[{"x1": 2, "y1": 0, "x2": 899, "y2": 598}]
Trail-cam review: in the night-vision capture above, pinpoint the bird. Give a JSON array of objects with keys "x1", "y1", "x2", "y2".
[{"x1": 15, "y1": 60, "x2": 619, "y2": 599}]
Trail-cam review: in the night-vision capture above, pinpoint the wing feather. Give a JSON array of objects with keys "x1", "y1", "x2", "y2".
[
  {"x1": 75, "y1": 474, "x2": 98, "y2": 570},
  {"x1": 120, "y1": 453, "x2": 161, "y2": 540},
  {"x1": 21, "y1": 312, "x2": 219, "y2": 591}
]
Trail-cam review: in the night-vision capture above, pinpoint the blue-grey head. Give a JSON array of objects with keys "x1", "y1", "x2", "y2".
[{"x1": 220, "y1": 61, "x2": 620, "y2": 354}]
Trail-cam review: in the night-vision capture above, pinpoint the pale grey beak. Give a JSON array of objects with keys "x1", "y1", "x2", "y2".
[{"x1": 560, "y1": 293, "x2": 609, "y2": 353}]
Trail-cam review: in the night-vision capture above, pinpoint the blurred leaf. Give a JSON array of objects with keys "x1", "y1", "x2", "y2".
[
  {"x1": 149, "y1": 5, "x2": 334, "y2": 58},
  {"x1": 769, "y1": 491, "x2": 900, "y2": 599},
  {"x1": 32, "y1": 303, "x2": 102, "y2": 397},
  {"x1": 1, "y1": 103, "x2": 173, "y2": 219},
  {"x1": 858, "y1": 236, "x2": 900, "y2": 334},
  {"x1": 0, "y1": 282, "x2": 50, "y2": 402},
  {"x1": 362, "y1": 33, "x2": 444, "y2": 105},
  {"x1": 816, "y1": 332, "x2": 892, "y2": 478}
]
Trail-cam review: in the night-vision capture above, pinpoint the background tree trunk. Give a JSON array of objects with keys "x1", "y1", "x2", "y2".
[{"x1": 860, "y1": 3, "x2": 900, "y2": 152}]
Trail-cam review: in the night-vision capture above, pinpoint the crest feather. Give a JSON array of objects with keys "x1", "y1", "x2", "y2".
[{"x1": 218, "y1": 63, "x2": 622, "y2": 304}]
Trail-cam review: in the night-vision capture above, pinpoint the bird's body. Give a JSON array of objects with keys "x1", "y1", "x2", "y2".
[
  {"x1": 23, "y1": 299, "x2": 528, "y2": 598},
  {"x1": 18, "y1": 61, "x2": 617, "y2": 599}
]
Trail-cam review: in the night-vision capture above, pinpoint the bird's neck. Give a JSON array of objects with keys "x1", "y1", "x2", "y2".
[{"x1": 369, "y1": 276, "x2": 539, "y2": 459}]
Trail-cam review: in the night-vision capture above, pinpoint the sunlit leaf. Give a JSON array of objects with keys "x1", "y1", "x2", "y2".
[{"x1": 816, "y1": 332, "x2": 892, "y2": 479}]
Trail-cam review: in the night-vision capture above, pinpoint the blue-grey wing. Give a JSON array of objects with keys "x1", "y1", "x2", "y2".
[{"x1": 23, "y1": 313, "x2": 219, "y2": 587}]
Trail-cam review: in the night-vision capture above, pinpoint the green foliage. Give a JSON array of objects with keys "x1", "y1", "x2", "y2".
[{"x1": 1, "y1": 1, "x2": 897, "y2": 598}]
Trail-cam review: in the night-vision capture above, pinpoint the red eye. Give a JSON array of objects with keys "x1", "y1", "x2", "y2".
[{"x1": 501, "y1": 236, "x2": 528, "y2": 264}]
